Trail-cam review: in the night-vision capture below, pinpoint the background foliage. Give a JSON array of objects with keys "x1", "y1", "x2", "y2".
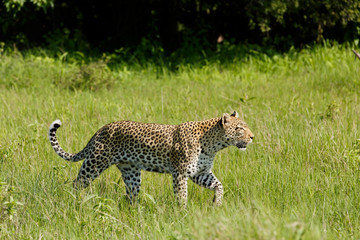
[{"x1": 1, "y1": 0, "x2": 360, "y2": 52}]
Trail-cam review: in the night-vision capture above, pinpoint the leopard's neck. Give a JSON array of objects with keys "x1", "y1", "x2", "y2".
[{"x1": 197, "y1": 118, "x2": 229, "y2": 157}]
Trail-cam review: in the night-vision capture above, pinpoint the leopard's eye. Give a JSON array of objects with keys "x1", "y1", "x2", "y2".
[{"x1": 235, "y1": 126, "x2": 245, "y2": 131}]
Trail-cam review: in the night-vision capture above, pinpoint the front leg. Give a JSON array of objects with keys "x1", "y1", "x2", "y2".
[
  {"x1": 190, "y1": 171, "x2": 223, "y2": 206},
  {"x1": 172, "y1": 172, "x2": 188, "y2": 206}
]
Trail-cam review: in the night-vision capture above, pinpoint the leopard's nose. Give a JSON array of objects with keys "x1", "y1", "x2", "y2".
[{"x1": 250, "y1": 135, "x2": 254, "y2": 140}]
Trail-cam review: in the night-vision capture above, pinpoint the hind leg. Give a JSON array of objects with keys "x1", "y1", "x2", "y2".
[
  {"x1": 73, "y1": 157, "x2": 111, "y2": 189},
  {"x1": 116, "y1": 164, "x2": 141, "y2": 203}
]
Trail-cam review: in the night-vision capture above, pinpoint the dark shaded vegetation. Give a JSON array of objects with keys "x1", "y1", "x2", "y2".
[{"x1": 1, "y1": 0, "x2": 360, "y2": 56}]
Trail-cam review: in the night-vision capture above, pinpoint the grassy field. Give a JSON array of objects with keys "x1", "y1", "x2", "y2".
[{"x1": 0, "y1": 44, "x2": 360, "y2": 239}]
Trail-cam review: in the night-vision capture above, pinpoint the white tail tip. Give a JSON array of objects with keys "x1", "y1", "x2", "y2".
[{"x1": 50, "y1": 120, "x2": 62, "y2": 129}]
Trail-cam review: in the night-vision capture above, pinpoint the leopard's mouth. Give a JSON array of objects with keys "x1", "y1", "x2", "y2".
[{"x1": 236, "y1": 142, "x2": 247, "y2": 150}]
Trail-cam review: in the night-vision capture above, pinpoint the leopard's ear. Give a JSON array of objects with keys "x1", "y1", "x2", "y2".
[
  {"x1": 222, "y1": 113, "x2": 232, "y2": 128},
  {"x1": 230, "y1": 111, "x2": 239, "y2": 118}
]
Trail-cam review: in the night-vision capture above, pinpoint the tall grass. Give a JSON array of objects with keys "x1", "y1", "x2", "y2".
[{"x1": 0, "y1": 43, "x2": 359, "y2": 239}]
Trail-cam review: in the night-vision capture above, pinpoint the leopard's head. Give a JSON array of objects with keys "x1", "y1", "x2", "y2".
[{"x1": 221, "y1": 111, "x2": 254, "y2": 150}]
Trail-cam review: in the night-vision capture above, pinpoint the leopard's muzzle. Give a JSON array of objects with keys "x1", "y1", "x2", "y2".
[{"x1": 236, "y1": 141, "x2": 248, "y2": 150}]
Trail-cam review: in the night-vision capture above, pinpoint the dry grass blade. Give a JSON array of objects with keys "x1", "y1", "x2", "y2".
[{"x1": 352, "y1": 49, "x2": 360, "y2": 60}]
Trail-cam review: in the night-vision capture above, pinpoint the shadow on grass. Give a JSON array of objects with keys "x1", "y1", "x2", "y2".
[{"x1": 2, "y1": 38, "x2": 286, "y2": 71}]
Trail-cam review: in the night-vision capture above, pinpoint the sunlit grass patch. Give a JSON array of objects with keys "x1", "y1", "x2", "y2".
[{"x1": 0, "y1": 43, "x2": 359, "y2": 239}]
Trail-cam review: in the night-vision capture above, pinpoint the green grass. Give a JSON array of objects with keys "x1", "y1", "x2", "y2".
[{"x1": 1, "y1": 43, "x2": 360, "y2": 239}]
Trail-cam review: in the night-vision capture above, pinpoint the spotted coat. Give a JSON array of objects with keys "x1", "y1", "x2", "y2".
[{"x1": 48, "y1": 111, "x2": 254, "y2": 206}]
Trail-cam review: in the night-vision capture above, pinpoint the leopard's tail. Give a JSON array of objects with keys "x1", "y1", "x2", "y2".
[{"x1": 48, "y1": 120, "x2": 86, "y2": 162}]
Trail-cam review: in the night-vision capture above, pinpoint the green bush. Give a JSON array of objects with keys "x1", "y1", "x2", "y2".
[{"x1": 53, "y1": 59, "x2": 116, "y2": 91}]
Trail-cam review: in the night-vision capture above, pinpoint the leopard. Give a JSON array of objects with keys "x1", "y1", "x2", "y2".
[{"x1": 48, "y1": 111, "x2": 254, "y2": 206}]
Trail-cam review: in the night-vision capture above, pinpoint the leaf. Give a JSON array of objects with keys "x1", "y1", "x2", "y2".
[
  {"x1": 81, "y1": 194, "x2": 98, "y2": 205},
  {"x1": 144, "y1": 193, "x2": 156, "y2": 204},
  {"x1": 59, "y1": 52, "x2": 68, "y2": 61},
  {"x1": 65, "y1": 190, "x2": 77, "y2": 200}
]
